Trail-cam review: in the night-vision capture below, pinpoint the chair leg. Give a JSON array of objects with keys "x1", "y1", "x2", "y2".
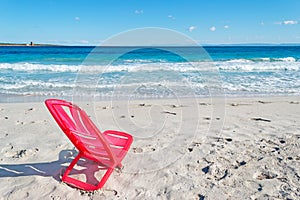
[
  {"x1": 62, "y1": 152, "x2": 82, "y2": 181},
  {"x1": 95, "y1": 167, "x2": 114, "y2": 190},
  {"x1": 62, "y1": 152, "x2": 97, "y2": 190},
  {"x1": 61, "y1": 152, "x2": 116, "y2": 191}
]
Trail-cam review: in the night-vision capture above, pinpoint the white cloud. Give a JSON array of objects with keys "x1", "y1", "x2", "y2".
[
  {"x1": 75, "y1": 17, "x2": 80, "y2": 21},
  {"x1": 210, "y1": 26, "x2": 216, "y2": 31},
  {"x1": 275, "y1": 20, "x2": 298, "y2": 25},
  {"x1": 224, "y1": 25, "x2": 229, "y2": 29},
  {"x1": 283, "y1": 20, "x2": 298, "y2": 25},
  {"x1": 188, "y1": 26, "x2": 196, "y2": 32},
  {"x1": 168, "y1": 15, "x2": 175, "y2": 20},
  {"x1": 134, "y1": 10, "x2": 143, "y2": 14},
  {"x1": 260, "y1": 21, "x2": 265, "y2": 26}
]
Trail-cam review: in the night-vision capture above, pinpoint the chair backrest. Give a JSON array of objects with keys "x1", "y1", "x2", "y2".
[{"x1": 45, "y1": 99, "x2": 116, "y2": 165}]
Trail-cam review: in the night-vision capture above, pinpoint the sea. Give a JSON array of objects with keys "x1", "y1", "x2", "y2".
[{"x1": 0, "y1": 46, "x2": 299, "y2": 102}]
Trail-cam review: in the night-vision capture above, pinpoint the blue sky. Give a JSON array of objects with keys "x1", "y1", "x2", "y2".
[{"x1": 1, "y1": 0, "x2": 300, "y2": 45}]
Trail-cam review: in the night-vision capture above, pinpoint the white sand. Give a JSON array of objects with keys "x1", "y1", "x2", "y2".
[{"x1": 0, "y1": 96, "x2": 299, "y2": 199}]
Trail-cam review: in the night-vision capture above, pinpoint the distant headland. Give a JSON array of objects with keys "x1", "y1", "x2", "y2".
[{"x1": 0, "y1": 42, "x2": 62, "y2": 46}]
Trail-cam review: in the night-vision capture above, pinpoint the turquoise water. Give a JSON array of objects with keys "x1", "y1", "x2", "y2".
[{"x1": 0, "y1": 46, "x2": 299, "y2": 102}]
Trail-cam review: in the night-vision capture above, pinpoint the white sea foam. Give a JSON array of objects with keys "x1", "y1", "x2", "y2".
[
  {"x1": 0, "y1": 80, "x2": 75, "y2": 90},
  {"x1": 0, "y1": 63, "x2": 81, "y2": 72},
  {"x1": 224, "y1": 57, "x2": 297, "y2": 63},
  {"x1": 0, "y1": 58, "x2": 299, "y2": 74},
  {"x1": 226, "y1": 59, "x2": 253, "y2": 63},
  {"x1": 260, "y1": 58, "x2": 271, "y2": 61},
  {"x1": 0, "y1": 61, "x2": 300, "y2": 73},
  {"x1": 217, "y1": 59, "x2": 300, "y2": 71},
  {"x1": 275, "y1": 57, "x2": 296, "y2": 62},
  {"x1": 1, "y1": 58, "x2": 300, "y2": 98}
]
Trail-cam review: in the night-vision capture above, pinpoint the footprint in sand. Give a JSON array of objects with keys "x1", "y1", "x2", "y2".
[
  {"x1": 254, "y1": 170, "x2": 278, "y2": 180},
  {"x1": 14, "y1": 148, "x2": 39, "y2": 159},
  {"x1": 3, "y1": 146, "x2": 39, "y2": 159},
  {"x1": 199, "y1": 102, "x2": 210, "y2": 105},
  {"x1": 132, "y1": 147, "x2": 143, "y2": 153},
  {"x1": 258, "y1": 100, "x2": 272, "y2": 104},
  {"x1": 2, "y1": 143, "x2": 14, "y2": 156},
  {"x1": 16, "y1": 120, "x2": 25, "y2": 125},
  {"x1": 24, "y1": 107, "x2": 35, "y2": 115},
  {"x1": 0, "y1": 132, "x2": 9, "y2": 138}
]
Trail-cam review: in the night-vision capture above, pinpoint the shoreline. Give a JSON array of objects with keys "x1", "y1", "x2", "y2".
[{"x1": 0, "y1": 93, "x2": 299, "y2": 103}]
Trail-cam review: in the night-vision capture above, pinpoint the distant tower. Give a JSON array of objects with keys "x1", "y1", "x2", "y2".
[{"x1": 30, "y1": 41, "x2": 34, "y2": 46}]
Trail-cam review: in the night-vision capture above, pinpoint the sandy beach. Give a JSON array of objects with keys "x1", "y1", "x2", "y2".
[
  {"x1": 0, "y1": 96, "x2": 299, "y2": 199},
  {"x1": 2, "y1": 0, "x2": 300, "y2": 199}
]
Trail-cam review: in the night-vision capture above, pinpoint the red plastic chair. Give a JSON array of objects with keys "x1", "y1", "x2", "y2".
[{"x1": 45, "y1": 99, "x2": 133, "y2": 191}]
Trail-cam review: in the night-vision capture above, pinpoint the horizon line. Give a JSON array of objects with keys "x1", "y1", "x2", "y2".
[{"x1": 1, "y1": 42, "x2": 300, "y2": 47}]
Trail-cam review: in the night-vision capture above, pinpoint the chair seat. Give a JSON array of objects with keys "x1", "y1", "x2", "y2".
[{"x1": 82, "y1": 130, "x2": 132, "y2": 168}]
